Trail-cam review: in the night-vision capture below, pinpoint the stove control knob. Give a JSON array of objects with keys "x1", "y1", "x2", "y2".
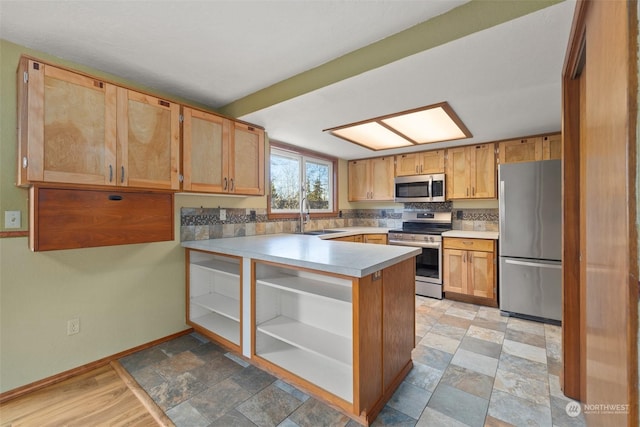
[{"x1": 431, "y1": 236, "x2": 435, "y2": 243}]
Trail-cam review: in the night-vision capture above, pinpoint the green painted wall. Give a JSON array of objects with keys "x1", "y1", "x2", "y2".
[{"x1": 0, "y1": 39, "x2": 270, "y2": 393}]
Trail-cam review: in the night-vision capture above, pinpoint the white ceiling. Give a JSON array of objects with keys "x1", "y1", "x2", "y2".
[{"x1": 0, "y1": 0, "x2": 576, "y2": 160}]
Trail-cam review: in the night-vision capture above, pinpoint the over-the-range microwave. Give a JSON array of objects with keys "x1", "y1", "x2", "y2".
[{"x1": 394, "y1": 173, "x2": 446, "y2": 203}]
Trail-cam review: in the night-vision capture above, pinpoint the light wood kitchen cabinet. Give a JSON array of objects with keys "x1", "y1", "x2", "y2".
[
  {"x1": 364, "y1": 234, "x2": 388, "y2": 245},
  {"x1": 497, "y1": 133, "x2": 561, "y2": 164},
  {"x1": 443, "y1": 237, "x2": 497, "y2": 306},
  {"x1": 395, "y1": 150, "x2": 444, "y2": 176},
  {"x1": 330, "y1": 235, "x2": 364, "y2": 243},
  {"x1": 446, "y1": 143, "x2": 496, "y2": 199},
  {"x1": 17, "y1": 59, "x2": 117, "y2": 187},
  {"x1": 17, "y1": 58, "x2": 180, "y2": 190},
  {"x1": 498, "y1": 137, "x2": 542, "y2": 164},
  {"x1": 542, "y1": 133, "x2": 561, "y2": 160},
  {"x1": 183, "y1": 109, "x2": 264, "y2": 195},
  {"x1": 348, "y1": 156, "x2": 394, "y2": 201},
  {"x1": 116, "y1": 88, "x2": 180, "y2": 190}
]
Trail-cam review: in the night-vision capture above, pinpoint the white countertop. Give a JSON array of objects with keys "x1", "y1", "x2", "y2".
[
  {"x1": 442, "y1": 230, "x2": 499, "y2": 240},
  {"x1": 315, "y1": 227, "x2": 391, "y2": 240},
  {"x1": 182, "y1": 233, "x2": 420, "y2": 278}
]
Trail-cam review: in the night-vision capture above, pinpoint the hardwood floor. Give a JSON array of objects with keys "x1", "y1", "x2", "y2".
[{"x1": 0, "y1": 362, "x2": 172, "y2": 427}]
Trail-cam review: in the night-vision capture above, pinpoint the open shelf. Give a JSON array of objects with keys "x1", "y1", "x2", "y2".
[
  {"x1": 257, "y1": 315, "x2": 351, "y2": 366},
  {"x1": 191, "y1": 258, "x2": 240, "y2": 277},
  {"x1": 256, "y1": 335, "x2": 353, "y2": 403},
  {"x1": 190, "y1": 311, "x2": 239, "y2": 345},
  {"x1": 191, "y1": 292, "x2": 239, "y2": 322},
  {"x1": 256, "y1": 275, "x2": 351, "y2": 304}
]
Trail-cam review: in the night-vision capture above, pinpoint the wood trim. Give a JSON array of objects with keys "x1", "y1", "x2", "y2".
[
  {"x1": 561, "y1": 72, "x2": 583, "y2": 400},
  {"x1": 0, "y1": 329, "x2": 193, "y2": 404},
  {"x1": 0, "y1": 231, "x2": 29, "y2": 238},
  {"x1": 562, "y1": 0, "x2": 589, "y2": 79},
  {"x1": 443, "y1": 291, "x2": 498, "y2": 308},
  {"x1": 110, "y1": 361, "x2": 174, "y2": 427}
]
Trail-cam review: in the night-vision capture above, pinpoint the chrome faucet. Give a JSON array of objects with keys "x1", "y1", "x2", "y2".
[{"x1": 300, "y1": 185, "x2": 310, "y2": 233}]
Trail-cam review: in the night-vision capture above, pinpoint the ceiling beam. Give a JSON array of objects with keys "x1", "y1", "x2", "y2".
[{"x1": 219, "y1": 0, "x2": 564, "y2": 118}]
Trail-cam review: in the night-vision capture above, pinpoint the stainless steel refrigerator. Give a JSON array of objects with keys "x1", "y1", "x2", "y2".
[{"x1": 498, "y1": 159, "x2": 562, "y2": 323}]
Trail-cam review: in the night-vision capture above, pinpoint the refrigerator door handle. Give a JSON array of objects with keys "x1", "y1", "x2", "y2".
[
  {"x1": 499, "y1": 180, "x2": 506, "y2": 236},
  {"x1": 504, "y1": 259, "x2": 562, "y2": 269}
]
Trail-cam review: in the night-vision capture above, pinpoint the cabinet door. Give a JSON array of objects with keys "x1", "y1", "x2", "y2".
[
  {"x1": 443, "y1": 249, "x2": 467, "y2": 294},
  {"x1": 182, "y1": 108, "x2": 229, "y2": 192},
  {"x1": 18, "y1": 60, "x2": 117, "y2": 186},
  {"x1": 230, "y1": 122, "x2": 265, "y2": 195},
  {"x1": 445, "y1": 146, "x2": 469, "y2": 199},
  {"x1": 468, "y1": 250, "x2": 495, "y2": 299},
  {"x1": 395, "y1": 153, "x2": 420, "y2": 176},
  {"x1": 470, "y1": 143, "x2": 496, "y2": 198},
  {"x1": 348, "y1": 160, "x2": 370, "y2": 201},
  {"x1": 420, "y1": 150, "x2": 445, "y2": 174},
  {"x1": 117, "y1": 88, "x2": 180, "y2": 190},
  {"x1": 364, "y1": 234, "x2": 387, "y2": 245},
  {"x1": 498, "y1": 138, "x2": 542, "y2": 164},
  {"x1": 370, "y1": 157, "x2": 394, "y2": 200},
  {"x1": 542, "y1": 134, "x2": 561, "y2": 160}
]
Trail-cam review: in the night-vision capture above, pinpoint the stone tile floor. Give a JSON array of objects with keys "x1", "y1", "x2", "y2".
[{"x1": 119, "y1": 297, "x2": 587, "y2": 426}]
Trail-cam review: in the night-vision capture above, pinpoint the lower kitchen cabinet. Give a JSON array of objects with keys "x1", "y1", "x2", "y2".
[
  {"x1": 186, "y1": 249, "x2": 242, "y2": 352},
  {"x1": 330, "y1": 235, "x2": 364, "y2": 242},
  {"x1": 443, "y1": 237, "x2": 497, "y2": 307},
  {"x1": 364, "y1": 234, "x2": 388, "y2": 245}
]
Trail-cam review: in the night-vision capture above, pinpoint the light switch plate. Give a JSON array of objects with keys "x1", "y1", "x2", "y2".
[{"x1": 4, "y1": 211, "x2": 21, "y2": 229}]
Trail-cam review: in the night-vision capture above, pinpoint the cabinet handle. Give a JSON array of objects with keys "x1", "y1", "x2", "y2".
[
  {"x1": 223, "y1": 177, "x2": 228, "y2": 191},
  {"x1": 420, "y1": 164, "x2": 423, "y2": 173},
  {"x1": 415, "y1": 165, "x2": 419, "y2": 173},
  {"x1": 469, "y1": 253, "x2": 473, "y2": 263},
  {"x1": 463, "y1": 252, "x2": 466, "y2": 263},
  {"x1": 472, "y1": 186, "x2": 475, "y2": 196},
  {"x1": 121, "y1": 166, "x2": 125, "y2": 183},
  {"x1": 109, "y1": 165, "x2": 113, "y2": 182},
  {"x1": 466, "y1": 188, "x2": 469, "y2": 196},
  {"x1": 230, "y1": 178, "x2": 234, "y2": 192},
  {"x1": 463, "y1": 241, "x2": 473, "y2": 245}
]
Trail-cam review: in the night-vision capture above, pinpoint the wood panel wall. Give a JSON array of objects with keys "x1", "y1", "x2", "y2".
[{"x1": 562, "y1": 1, "x2": 638, "y2": 425}]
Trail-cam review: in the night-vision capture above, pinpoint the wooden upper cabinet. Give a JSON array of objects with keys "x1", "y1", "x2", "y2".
[
  {"x1": 17, "y1": 58, "x2": 180, "y2": 190},
  {"x1": 17, "y1": 59, "x2": 117, "y2": 187},
  {"x1": 183, "y1": 108, "x2": 229, "y2": 193},
  {"x1": 395, "y1": 150, "x2": 444, "y2": 176},
  {"x1": 183, "y1": 110, "x2": 264, "y2": 195},
  {"x1": 471, "y1": 143, "x2": 496, "y2": 198},
  {"x1": 498, "y1": 133, "x2": 561, "y2": 164},
  {"x1": 446, "y1": 143, "x2": 496, "y2": 199},
  {"x1": 116, "y1": 88, "x2": 180, "y2": 190},
  {"x1": 498, "y1": 137, "x2": 542, "y2": 164},
  {"x1": 542, "y1": 133, "x2": 561, "y2": 160},
  {"x1": 230, "y1": 122, "x2": 265, "y2": 195},
  {"x1": 348, "y1": 156, "x2": 394, "y2": 201}
]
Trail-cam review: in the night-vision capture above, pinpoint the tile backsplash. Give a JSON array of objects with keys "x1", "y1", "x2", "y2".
[
  {"x1": 180, "y1": 205, "x2": 499, "y2": 241},
  {"x1": 180, "y1": 207, "x2": 404, "y2": 241},
  {"x1": 452, "y1": 208, "x2": 499, "y2": 232}
]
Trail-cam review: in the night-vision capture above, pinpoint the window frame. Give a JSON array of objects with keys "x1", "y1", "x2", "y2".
[{"x1": 268, "y1": 141, "x2": 338, "y2": 219}]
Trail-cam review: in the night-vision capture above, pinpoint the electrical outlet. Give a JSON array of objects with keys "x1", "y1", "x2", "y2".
[
  {"x1": 4, "y1": 211, "x2": 21, "y2": 228},
  {"x1": 67, "y1": 318, "x2": 80, "y2": 335},
  {"x1": 220, "y1": 209, "x2": 226, "y2": 221}
]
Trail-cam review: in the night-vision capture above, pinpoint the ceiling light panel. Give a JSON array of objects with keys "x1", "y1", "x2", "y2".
[
  {"x1": 381, "y1": 106, "x2": 469, "y2": 143},
  {"x1": 325, "y1": 102, "x2": 471, "y2": 151},
  {"x1": 331, "y1": 122, "x2": 413, "y2": 150}
]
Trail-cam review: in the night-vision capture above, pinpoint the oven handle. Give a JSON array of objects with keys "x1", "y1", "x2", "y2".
[{"x1": 389, "y1": 240, "x2": 441, "y2": 249}]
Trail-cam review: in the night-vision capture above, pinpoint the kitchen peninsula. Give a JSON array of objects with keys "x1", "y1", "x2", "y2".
[{"x1": 182, "y1": 234, "x2": 420, "y2": 425}]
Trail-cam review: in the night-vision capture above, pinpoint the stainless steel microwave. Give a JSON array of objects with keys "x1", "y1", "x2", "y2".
[{"x1": 394, "y1": 173, "x2": 446, "y2": 203}]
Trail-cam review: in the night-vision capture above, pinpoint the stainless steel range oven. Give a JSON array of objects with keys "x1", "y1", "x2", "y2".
[{"x1": 388, "y1": 211, "x2": 452, "y2": 299}]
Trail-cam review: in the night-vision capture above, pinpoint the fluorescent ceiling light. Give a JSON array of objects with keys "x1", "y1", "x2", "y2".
[{"x1": 324, "y1": 102, "x2": 471, "y2": 151}]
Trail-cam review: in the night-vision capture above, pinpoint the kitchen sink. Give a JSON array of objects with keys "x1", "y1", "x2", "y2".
[{"x1": 302, "y1": 229, "x2": 344, "y2": 235}]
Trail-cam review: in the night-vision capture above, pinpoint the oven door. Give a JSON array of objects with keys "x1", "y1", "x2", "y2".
[{"x1": 388, "y1": 239, "x2": 443, "y2": 299}]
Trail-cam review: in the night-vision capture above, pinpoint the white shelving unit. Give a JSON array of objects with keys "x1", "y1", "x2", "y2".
[
  {"x1": 188, "y1": 251, "x2": 241, "y2": 347},
  {"x1": 254, "y1": 263, "x2": 353, "y2": 402}
]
